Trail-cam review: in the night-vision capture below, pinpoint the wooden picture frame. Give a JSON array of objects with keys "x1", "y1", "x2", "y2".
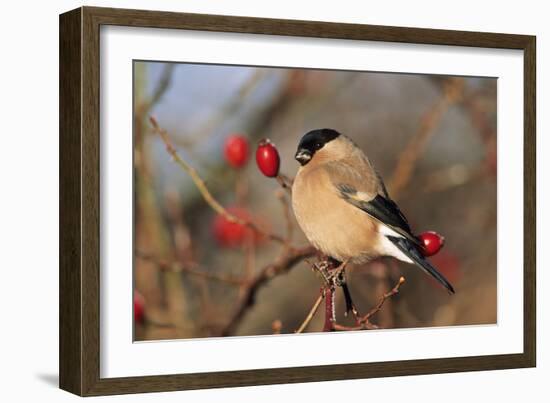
[{"x1": 59, "y1": 6, "x2": 536, "y2": 396}]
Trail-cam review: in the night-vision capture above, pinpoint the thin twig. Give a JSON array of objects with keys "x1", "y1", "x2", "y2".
[
  {"x1": 276, "y1": 174, "x2": 293, "y2": 194},
  {"x1": 361, "y1": 276, "x2": 405, "y2": 323},
  {"x1": 150, "y1": 116, "x2": 286, "y2": 245},
  {"x1": 295, "y1": 291, "x2": 325, "y2": 333},
  {"x1": 333, "y1": 276, "x2": 406, "y2": 331}
]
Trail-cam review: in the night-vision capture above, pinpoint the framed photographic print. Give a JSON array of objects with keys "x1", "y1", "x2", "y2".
[{"x1": 59, "y1": 6, "x2": 536, "y2": 396}]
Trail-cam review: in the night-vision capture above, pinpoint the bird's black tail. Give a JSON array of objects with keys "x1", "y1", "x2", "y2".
[{"x1": 386, "y1": 236, "x2": 455, "y2": 294}]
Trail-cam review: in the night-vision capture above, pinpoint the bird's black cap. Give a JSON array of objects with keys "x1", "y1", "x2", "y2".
[{"x1": 295, "y1": 128, "x2": 341, "y2": 165}]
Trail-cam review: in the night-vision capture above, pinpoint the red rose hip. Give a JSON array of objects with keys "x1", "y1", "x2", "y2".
[
  {"x1": 212, "y1": 206, "x2": 252, "y2": 248},
  {"x1": 224, "y1": 134, "x2": 250, "y2": 168},
  {"x1": 418, "y1": 231, "x2": 445, "y2": 257},
  {"x1": 256, "y1": 139, "x2": 280, "y2": 177},
  {"x1": 134, "y1": 292, "x2": 145, "y2": 324}
]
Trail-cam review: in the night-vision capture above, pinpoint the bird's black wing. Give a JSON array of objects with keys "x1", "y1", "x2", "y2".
[
  {"x1": 387, "y1": 235, "x2": 455, "y2": 294},
  {"x1": 326, "y1": 163, "x2": 453, "y2": 293},
  {"x1": 337, "y1": 184, "x2": 422, "y2": 247}
]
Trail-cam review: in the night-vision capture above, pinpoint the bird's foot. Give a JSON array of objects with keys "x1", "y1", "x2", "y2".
[
  {"x1": 314, "y1": 258, "x2": 350, "y2": 287},
  {"x1": 331, "y1": 258, "x2": 350, "y2": 286},
  {"x1": 330, "y1": 259, "x2": 360, "y2": 319},
  {"x1": 313, "y1": 260, "x2": 333, "y2": 285}
]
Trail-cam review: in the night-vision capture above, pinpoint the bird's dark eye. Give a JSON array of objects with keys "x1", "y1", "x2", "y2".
[{"x1": 315, "y1": 142, "x2": 322, "y2": 149}]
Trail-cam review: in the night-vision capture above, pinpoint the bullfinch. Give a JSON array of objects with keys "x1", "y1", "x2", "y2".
[{"x1": 291, "y1": 128, "x2": 455, "y2": 294}]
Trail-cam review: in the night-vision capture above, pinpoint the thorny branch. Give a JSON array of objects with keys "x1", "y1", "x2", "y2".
[
  {"x1": 295, "y1": 260, "x2": 404, "y2": 333},
  {"x1": 148, "y1": 116, "x2": 318, "y2": 336}
]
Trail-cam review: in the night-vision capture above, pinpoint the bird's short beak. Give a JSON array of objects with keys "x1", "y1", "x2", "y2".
[{"x1": 295, "y1": 149, "x2": 312, "y2": 165}]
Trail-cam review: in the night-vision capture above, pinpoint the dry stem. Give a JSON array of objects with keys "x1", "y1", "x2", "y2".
[
  {"x1": 276, "y1": 174, "x2": 293, "y2": 193},
  {"x1": 333, "y1": 276, "x2": 406, "y2": 331},
  {"x1": 295, "y1": 291, "x2": 325, "y2": 333},
  {"x1": 149, "y1": 116, "x2": 286, "y2": 245}
]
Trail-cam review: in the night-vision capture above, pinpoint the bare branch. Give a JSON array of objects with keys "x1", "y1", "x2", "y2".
[
  {"x1": 150, "y1": 116, "x2": 286, "y2": 245},
  {"x1": 333, "y1": 276, "x2": 406, "y2": 331},
  {"x1": 361, "y1": 276, "x2": 405, "y2": 322},
  {"x1": 275, "y1": 174, "x2": 293, "y2": 194},
  {"x1": 220, "y1": 246, "x2": 316, "y2": 336},
  {"x1": 295, "y1": 291, "x2": 324, "y2": 333}
]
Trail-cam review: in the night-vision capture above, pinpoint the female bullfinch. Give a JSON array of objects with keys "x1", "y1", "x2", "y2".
[{"x1": 291, "y1": 128, "x2": 454, "y2": 294}]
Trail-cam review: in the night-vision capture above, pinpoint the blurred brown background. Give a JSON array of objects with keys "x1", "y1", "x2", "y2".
[{"x1": 133, "y1": 61, "x2": 497, "y2": 341}]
